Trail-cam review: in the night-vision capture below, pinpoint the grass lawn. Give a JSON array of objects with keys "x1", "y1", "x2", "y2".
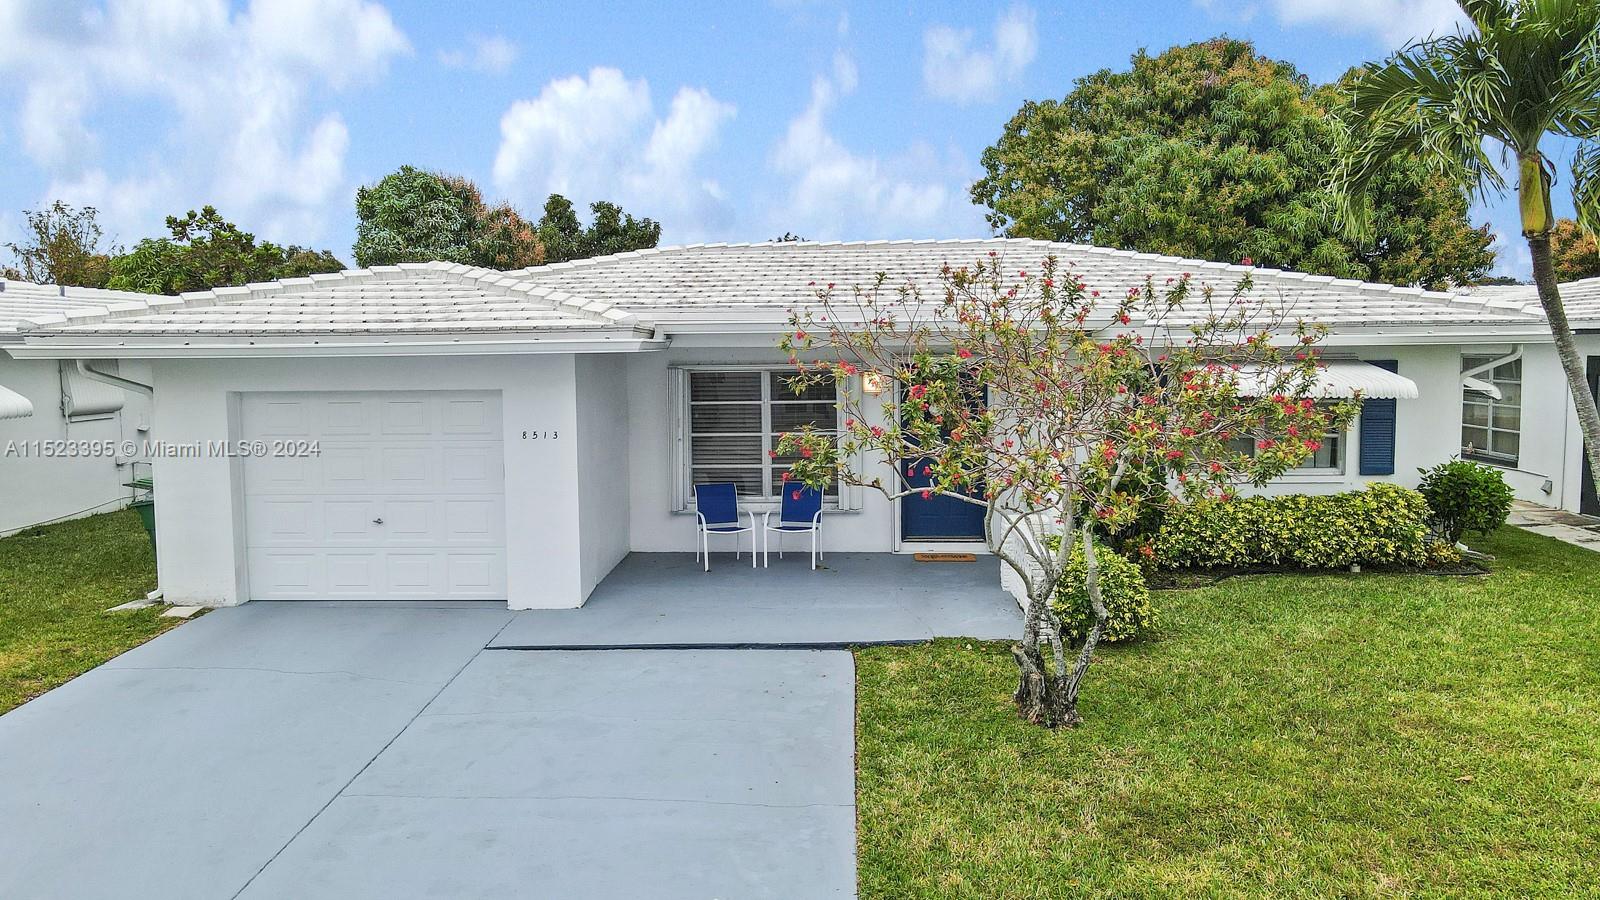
[
  {"x1": 0, "y1": 509, "x2": 175, "y2": 713},
  {"x1": 856, "y1": 527, "x2": 1600, "y2": 898}
]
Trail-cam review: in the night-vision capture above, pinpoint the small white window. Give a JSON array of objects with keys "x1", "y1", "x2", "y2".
[
  {"x1": 1461, "y1": 354, "x2": 1520, "y2": 467},
  {"x1": 681, "y1": 369, "x2": 839, "y2": 502},
  {"x1": 1228, "y1": 404, "x2": 1345, "y2": 472}
]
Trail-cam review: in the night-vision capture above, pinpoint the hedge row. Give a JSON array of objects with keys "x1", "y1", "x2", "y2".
[{"x1": 1151, "y1": 483, "x2": 1433, "y2": 570}]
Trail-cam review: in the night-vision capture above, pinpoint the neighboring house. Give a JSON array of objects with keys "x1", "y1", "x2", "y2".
[
  {"x1": 0, "y1": 279, "x2": 166, "y2": 535},
  {"x1": 5, "y1": 240, "x2": 1597, "y2": 608}
]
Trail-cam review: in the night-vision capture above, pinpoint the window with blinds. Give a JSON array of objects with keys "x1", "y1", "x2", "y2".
[{"x1": 687, "y1": 370, "x2": 838, "y2": 498}]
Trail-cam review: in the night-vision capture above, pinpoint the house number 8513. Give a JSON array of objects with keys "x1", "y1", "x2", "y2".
[{"x1": 522, "y1": 430, "x2": 558, "y2": 440}]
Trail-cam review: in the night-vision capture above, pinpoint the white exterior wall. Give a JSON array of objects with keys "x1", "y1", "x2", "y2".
[
  {"x1": 624, "y1": 346, "x2": 900, "y2": 554},
  {"x1": 0, "y1": 353, "x2": 152, "y2": 535},
  {"x1": 575, "y1": 354, "x2": 632, "y2": 597},
  {"x1": 1244, "y1": 346, "x2": 1464, "y2": 497},
  {"x1": 146, "y1": 355, "x2": 587, "y2": 609}
]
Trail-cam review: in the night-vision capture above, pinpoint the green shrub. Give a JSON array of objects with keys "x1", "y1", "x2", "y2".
[
  {"x1": 1049, "y1": 544, "x2": 1156, "y2": 644},
  {"x1": 1153, "y1": 483, "x2": 1432, "y2": 570},
  {"x1": 1417, "y1": 459, "x2": 1514, "y2": 544},
  {"x1": 1425, "y1": 538, "x2": 1463, "y2": 567}
]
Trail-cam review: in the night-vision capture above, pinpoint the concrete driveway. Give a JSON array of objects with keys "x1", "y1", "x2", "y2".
[{"x1": 0, "y1": 602, "x2": 857, "y2": 899}]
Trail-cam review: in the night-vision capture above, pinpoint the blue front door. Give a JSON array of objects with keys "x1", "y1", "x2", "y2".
[{"x1": 900, "y1": 462, "x2": 988, "y2": 540}]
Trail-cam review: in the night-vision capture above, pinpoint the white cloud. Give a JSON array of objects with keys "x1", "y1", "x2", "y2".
[
  {"x1": 922, "y1": 5, "x2": 1037, "y2": 105},
  {"x1": 770, "y1": 51, "x2": 984, "y2": 240},
  {"x1": 1197, "y1": 0, "x2": 1463, "y2": 46},
  {"x1": 492, "y1": 67, "x2": 737, "y2": 241},
  {"x1": 0, "y1": 0, "x2": 409, "y2": 246},
  {"x1": 438, "y1": 34, "x2": 518, "y2": 75}
]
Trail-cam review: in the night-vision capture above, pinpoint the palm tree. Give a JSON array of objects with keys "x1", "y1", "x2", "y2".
[{"x1": 1330, "y1": 0, "x2": 1600, "y2": 502}]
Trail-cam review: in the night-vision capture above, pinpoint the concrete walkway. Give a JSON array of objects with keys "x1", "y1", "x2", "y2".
[
  {"x1": 0, "y1": 550, "x2": 1023, "y2": 898},
  {"x1": 1508, "y1": 500, "x2": 1600, "y2": 553}
]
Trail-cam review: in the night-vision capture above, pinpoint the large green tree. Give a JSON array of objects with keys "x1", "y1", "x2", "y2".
[
  {"x1": 107, "y1": 206, "x2": 343, "y2": 295},
  {"x1": 353, "y1": 166, "x2": 659, "y2": 269},
  {"x1": 972, "y1": 38, "x2": 1494, "y2": 289},
  {"x1": 2, "y1": 202, "x2": 117, "y2": 287},
  {"x1": 1330, "y1": 0, "x2": 1600, "y2": 517}
]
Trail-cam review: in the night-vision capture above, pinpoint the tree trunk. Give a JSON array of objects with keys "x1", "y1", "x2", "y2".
[
  {"x1": 1011, "y1": 586, "x2": 1075, "y2": 727},
  {"x1": 1527, "y1": 234, "x2": 1600, "y2": 510}
]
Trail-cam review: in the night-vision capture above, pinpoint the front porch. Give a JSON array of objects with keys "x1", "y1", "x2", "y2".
[{"x1": 490, "y1": 552, "x2": 1024, "y2": 648}]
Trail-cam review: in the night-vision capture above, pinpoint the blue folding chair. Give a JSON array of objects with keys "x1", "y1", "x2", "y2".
[
  {"x1": 764, "y1": 484, "x2": 825, "y2": 569},
  {"x1": 693, "y1": 482, "x2": 756, "y2": 571}
]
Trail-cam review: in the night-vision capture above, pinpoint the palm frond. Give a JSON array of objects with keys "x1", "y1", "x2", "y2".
[{"x1": 1571, "y1": 142, "x2": 1600, "y2": 233}]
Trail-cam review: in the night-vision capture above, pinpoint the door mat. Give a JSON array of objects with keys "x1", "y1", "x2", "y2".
[{"x1": 914, "y1": 552, "x2": 977, "y2": 562}]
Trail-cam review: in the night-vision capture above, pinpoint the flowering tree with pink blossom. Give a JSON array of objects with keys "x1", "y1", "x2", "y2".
[{"x1": 777, "y1": 254, "x2": 1354, "y2": 727}]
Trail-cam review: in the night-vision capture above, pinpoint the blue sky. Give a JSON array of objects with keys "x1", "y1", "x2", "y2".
[{"x1": 0, "y1": 0, "x2": 1572, "y2": 280}]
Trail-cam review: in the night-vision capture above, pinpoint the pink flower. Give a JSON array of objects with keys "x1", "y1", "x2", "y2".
[
  {"x1": 792, "y1": 490, "x2": 802, "y2": 500},
  {"x1": 1305, "y1": 439, "x2": 1322, "y2": 451},
  {"x1": 795, "y1": 330, "x2": 807, "y2": 340},
  {"x1": 768, "y1": 450, "x2": 778, "y2": 459},
  {"x1": 920, "y1": 490, "x2": 932, "y2": 500},
  {"x1": 781, "y1": 471, "x2": 791, "y2": 481},
  {"x1": 909, "y1": 384, "x2": 928, "y2": 399},
  {"x1": 801, "y1": 447, "x2": 813, "y2": 458},
  {"x1": 921, "y1": 465, "x2": 932, "y2": 476},
  {"x1": 844, "y1": 418, "x2": 856, "y2": 429},
  {"x1": 1241, "y1": 256, "x2": 1254, "y2": 266},
  {"x1": 956, "y1": 347, "x2": 973, "y2": 359}
]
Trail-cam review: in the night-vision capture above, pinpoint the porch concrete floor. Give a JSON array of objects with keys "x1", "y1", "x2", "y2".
[{"x1": 491, "y1": 551, "x2": 1024, "y2": 649}]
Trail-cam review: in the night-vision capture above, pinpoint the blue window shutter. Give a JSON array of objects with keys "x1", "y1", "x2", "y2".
[{"x1": 1359, "y1": 359, "x2": 1398, "y2": 476}]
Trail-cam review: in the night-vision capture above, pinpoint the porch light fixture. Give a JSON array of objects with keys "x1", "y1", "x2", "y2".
[{"x1": 861, "y1": 370, "x2": 888, "y2": 395}]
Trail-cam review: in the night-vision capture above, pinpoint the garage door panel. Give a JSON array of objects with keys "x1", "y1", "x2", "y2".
[
  {"x1": 325, "y1": 500, "x2": 382, "y2": 542},
  {"x1": 249, "y1": 398, "x2": 312, "y2": 437},
  {"x1": 248, "y1": 550, "x2": 320, "y2": 598},
  {"x1": 380, "y1": 398, "x2": 433, "y2": 436},
  {"x1": 380, "y1": 446, "x2": 437, "y2": 489},
  {"x1": 319, "y1": 445, "x2": 383, "y2": 492},
  {"x1": 242, "y1": 391, "x2": 506, "y2": 602},
  {"x1": 246, "y1": 499, "x2": 317, "y2": 544},
  {"x1": 443, "y1": 499, "x2": 502, "y2": 544},
  {"x1": 326, "y1": 552, "x2": 381, "y2": 595},
  {"x1": 244, "y1": 453, "x2": 316, "y2": 493},
  {"x1": 318, "y1": 398, "x2": 378, "y2": 436},
  {"x1": 442, "y1": 397, "x2": 498, "y2": 435},
  {"x1": 447, "y1": 553, "x2": 503, "y2": 595},
  {"x1": 442, "y1": 444, "x2": 502, "y2": 490}
]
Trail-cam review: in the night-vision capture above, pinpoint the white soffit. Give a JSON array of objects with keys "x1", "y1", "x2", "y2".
[{"x1": 0, "y1": 383, "x2": 32, "y2": 419}]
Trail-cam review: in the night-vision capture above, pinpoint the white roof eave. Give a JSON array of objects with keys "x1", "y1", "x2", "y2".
[{"x1": 6, "y1": 332, "x2": 670, "y2": 359}]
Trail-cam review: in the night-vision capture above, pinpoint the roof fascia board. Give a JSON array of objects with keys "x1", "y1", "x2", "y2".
[{"x1": 7, "y1": 337, "x2": 670, "y2": 359}]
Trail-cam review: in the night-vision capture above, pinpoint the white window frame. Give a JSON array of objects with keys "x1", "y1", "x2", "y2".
[
  {"x1": 670, "y1": 365, "x2": 862, "y2": 512},
  {"x1": 1461, "y1": 350, "x2": 1522, "y2": 468},
  {"x1": 1228, "y1": 404, "x2": 1348, "y2": 477}
]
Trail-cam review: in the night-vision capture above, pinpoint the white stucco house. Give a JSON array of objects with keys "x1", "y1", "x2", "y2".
[
  {"x1": 0, "y1": 280, "x2": 169, "y2": 535},
  {"x1": 3, "y1": 239, "x2": 1597, "y2": 608}
]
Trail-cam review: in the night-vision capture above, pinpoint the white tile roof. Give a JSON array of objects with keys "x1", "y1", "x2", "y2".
[
  {"x1": 0, "y1": 280, "x2": 174, "y2": 338},
  {"x1": 509, "y1": 238, "x2": 1542, "y2": 329},
  {"x1": 18, "y1": 262, "x2": 653, "y2": 339},
  {"x1": 15, "y1": 240, "x2": 1589, "y2": 350}
]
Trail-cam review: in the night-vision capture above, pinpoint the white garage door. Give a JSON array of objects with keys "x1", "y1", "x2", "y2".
[{"x1": 241, "y1": 391, "x2": 506, "y2": 601}]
